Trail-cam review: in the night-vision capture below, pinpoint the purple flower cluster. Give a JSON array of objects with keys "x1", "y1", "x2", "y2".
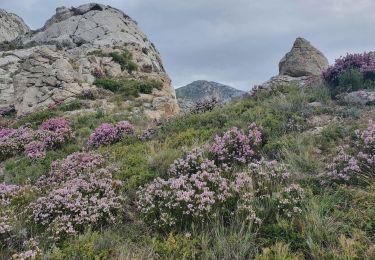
[
  {"x1": 277, "y1": 183, "x2": 305, "y2": 218},
  {"x1": 168, "y1": 148, "x2": 219, "y2": 177},
  {"x1": 0, "y1": 183, "x2": 21, "y2": 205},
  {"x1": 323, "y1": 52, "x2": 375, "y2": 84},
  {"x1": 248, "y1": 159, "x2": 290, "y2": 196},
  {"x1": 208, "y1": 123, "x2": 262, "y2": 166},
  {"x1": 0, "y1": 127, "x2": 35, "y2": 159},
  {"x1": 29, "y1": 152, "x2": 123, "y2": 241},
  {"x1": 191, "y1": 96, "x2": 219, "y2": 114},
  {"x1": 137, "y1": 123, "x2": 304, "y2": 228},
  {"x1": 37, "y1": 152, "x2": 105, "y2": 187},
  {"x1": 326, "y1": 120, "x2": 375, "y2": 184},
  {"x1": 137, "y1": 171, "x2": 232, "y2": 228},
  {"x1": 0, "y1": 117, "x2": 73, "y2": 160},
  {"x1": 138, "y1": 127, "x2": 156, "y2": 141},
  {"x1": 88, "y1": 121, "x2": 134, "y2": 147}
]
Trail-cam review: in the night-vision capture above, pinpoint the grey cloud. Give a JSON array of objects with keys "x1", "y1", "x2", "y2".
[{"x1": 0, "y1": 0, "x2": 374, "y2": 90}]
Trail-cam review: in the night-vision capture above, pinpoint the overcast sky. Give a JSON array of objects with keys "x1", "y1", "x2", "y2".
[{"x1": 1, "y1": 0, "x2": 374, "y2": 91}]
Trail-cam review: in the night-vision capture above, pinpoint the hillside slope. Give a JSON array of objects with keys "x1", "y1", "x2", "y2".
[{"x1": 176, "y1": 80, "x2": 244, "y2": 112}]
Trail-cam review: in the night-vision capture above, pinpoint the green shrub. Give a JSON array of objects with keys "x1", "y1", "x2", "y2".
[
  {"x1": 94, "y1": 78, "x2": 163, "y2": 98},
  {"x1": 108, "y1": 51, "x2": 138, "y2": 72}
]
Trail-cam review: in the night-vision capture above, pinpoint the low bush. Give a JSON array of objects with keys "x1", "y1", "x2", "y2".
[
  {"x1": 323, "y1": 52, "x2": 375, "y2": 96},
  {"x1": 325, "y1": 120, "x2": 375, "y2": 185},
  {"x1": 137, "y1": 124, "x2": 304, "y2": 230},
  {"x1": 88, "y1": 121, "x2": 134, "y2": 148},
  {"x1": 94, "y1": 78, "x2": 163, "y2": 98},
  {"x1": 28, "y1": 152, "x2": 124, "y2": 241}
]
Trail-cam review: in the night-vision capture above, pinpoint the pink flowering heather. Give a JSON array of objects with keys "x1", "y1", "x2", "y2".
[
  {"x1": 136, "y1": 170, "x2": 232, "y2": 229},
  {"x1": 116, "y1": 121, "x2": 135, "y2": 135},
  {"x1": 168, "y1": 148, "x2": 219, "y2": 177},
  {"x1": 277, "y1": 183, "x2": 305, "y2": 218},
  {"x1": 248, "y1": 159, "x2": 290, "y2": 197},
  {"x1": 0, "y1": 127, "x2": 35, "y2": 159},
  {"x1": 38, "y1": 117, "x2": 74, "y2": 149},
  {"x1": 191, "y1": 96, "x2": 219, "y2": 114},
  {"x1": 138, "y1": 127, "x2": 156, "y2": 141},
  {"x1": 24, "y1": 141, "x2": 46, "y2": 159},
  {"x1": 323, "y1": 52, "x2": 375, "y2": 85},
  {"x1": 0, "y1": 183, "x2": 21, "y2": 205},
  {"x1": 29, "y1": 167, "x2": 123, "y2": 241},
  {"x1": 326, "y1": 120, "x2": 375, "y2": 185},
  {"x1": 208, "y1": 123, "x2": 263, "y2": 166},
  {"x1": 37, "y1": 152, "x2": 105, "y2": 187},
  {"x1": 0, "y1": 117, "x2": 73, "y2": 160},
  {"x1": 88, "y1": 121, "x2": 135, "y2": 148}
]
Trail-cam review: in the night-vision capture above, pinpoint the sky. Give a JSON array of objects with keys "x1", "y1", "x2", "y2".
[{"x1": 1, "y1": 0, "x2": 375, "y2": 91}]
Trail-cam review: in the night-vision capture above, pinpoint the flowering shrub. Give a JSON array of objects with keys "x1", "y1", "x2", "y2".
[
  {"x1": 24, "y1": 141, "x2": 46, "y2": 159},
  {"x1": 0, "y1": 127, "x2": 35, "y2": 159},
  {"x1": 0, "y1": 215, "x2": 12, "y2": 236},
  {"x1": 138, "y1": 127, "x2": 156, "y2": 141},
  {"x1": 0, "y1": 183, "x2": 21, "y2": 205},
  {"x1": 88, "y1": 121, "x2": 134, "y2": 147},
  {"x1": 326, "y1": 120, "x2": 375, "y2": 185},
  {"x1": 208, "y1": 123, "x2": 262, "y2": 166},
  {"x1": 248, "y1": 159, "x2": 290, "y2": 197},
  {"x1": 116, "y1": 121, "x2": 135, "y2": 135},
  {"x1": 29, "y1": 162, "x2": 123, "y2": 241},
  {"x1": 191, "y1": 96, "x2": 219, "y2": 114},
  {"x1": 37, "y1": 152, "x2": 105, "y2": 187},
  {"x1": 168, "y1": 148, "x2": 219, "y2": 177},
  {"x1": 323, "y1": 52, "x2": 375, "y2": 95},
  {"x1": 137, "y1": 122, "x2": 305, "y2": 229},
  {"x1": 0, "y1": 117, "x2": 73, "y2": 160},
  {"x1": 277, "y1": 183, "x2": 305, "y2": 218},
  {"x1": 38, "y1": 117, "x2": 74, "y2": 149},
  {"x1": 137, "y1": 171, "x2": 232, "y2": 228}
]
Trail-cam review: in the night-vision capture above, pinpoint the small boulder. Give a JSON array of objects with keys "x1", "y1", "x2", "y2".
[{"x1": 279, "y1": 37, "x2": 328, "y2": 77}]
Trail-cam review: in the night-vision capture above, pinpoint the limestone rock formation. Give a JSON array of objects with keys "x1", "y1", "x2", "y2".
[
  {"x1": 0, "y1": 9, "x2": 30, "y2": 43},
  {"x1": 279, "y1": 37, "x2": 328, "y2": 77},
  {"x1": 0, "y1": 3, "x2": 179, "y2": 119}
]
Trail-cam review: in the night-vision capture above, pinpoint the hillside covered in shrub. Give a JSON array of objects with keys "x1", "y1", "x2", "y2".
[{"x1": 0, "y1": 48, "x2": 374, "y2": 258}]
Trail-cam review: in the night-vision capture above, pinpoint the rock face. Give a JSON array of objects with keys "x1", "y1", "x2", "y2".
[
  {"x1": 175, "y1": 80, "x2": 245, "y2": 112},
  {"x1": 0, "y1": 9, "x2": 30, "y2": 43},
  {"x1": 279, "y1": 37, "x2": 328, "y2": 77},
  {"x1": 0, "y1": 3, "x2": 179, "y2": 119}
]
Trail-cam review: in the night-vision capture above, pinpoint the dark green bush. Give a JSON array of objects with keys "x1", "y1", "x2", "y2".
[
  {"x1": 94, "y1": 78, "x2": 163, "y2": 98},
  {"x1": 108, "y1": 51, "x2": 138, "y2": 72}
]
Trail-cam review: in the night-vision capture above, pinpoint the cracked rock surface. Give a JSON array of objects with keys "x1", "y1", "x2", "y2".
[{"x1": 0, "y1": 3, "x2": 179, "y2": 118}]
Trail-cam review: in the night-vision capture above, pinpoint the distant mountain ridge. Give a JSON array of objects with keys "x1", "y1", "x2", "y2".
[{"x1": 175, "y1": 80, "x2": 245, "y2": 112}]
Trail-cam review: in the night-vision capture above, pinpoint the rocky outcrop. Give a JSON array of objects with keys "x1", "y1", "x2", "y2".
[
  {"x1": 279, "y1": 37, "x2": 328, "y2": 77},
  {"x1": 175, "y1": 80, "x2": 245, "y2": 112},
  {"x1": 0, "y1": 9, "x2": 30, "y2": 43},
  {"x1": 254, "y1": 38, "x2": 327, "y2": 93},
  {"x1": 0, "y1": 3, "x2": 179, "y2": 119}
]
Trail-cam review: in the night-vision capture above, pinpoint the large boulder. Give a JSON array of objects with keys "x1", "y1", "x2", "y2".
[
  {"x1": 279, "y1": 37, "x2": 328, "y2": 77},
  {"x1": 0, "y1": 9, "x2": 30, "y2": 43},
  {"x1": 0, "y1": 3, "x2": 179, "y2": 119}
]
